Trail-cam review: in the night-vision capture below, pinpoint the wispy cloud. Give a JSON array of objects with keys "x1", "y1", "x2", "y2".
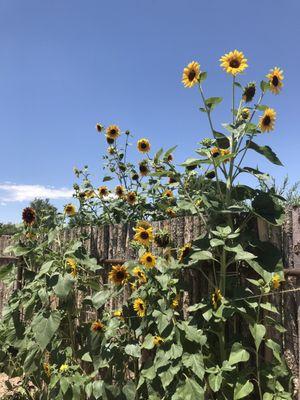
[{"x1": 0, "y1": 183, "x2": 73, "y2": 203}]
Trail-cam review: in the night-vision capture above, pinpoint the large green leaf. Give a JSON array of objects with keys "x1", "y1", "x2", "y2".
[
  {"x1": 252, "y1": 192, "x2": 285, "y2": 225},
  {"x1": 246, "y1": 140, "x2": 283, "y2": 166},
  {"x1": 159, "y1": 364, "x2": 180, "y2": 389},
  {"x1": 54, "y1": 274, "x2": 74, "y2": 298},
  {"x1": 92, "y1": 289, "x2": 112, "y2": 309},
  {"x1": 32, "y1": 310, "x2": 61, "y2": 351},
  {"x1": 249, "y1": 323, "x2": 266, "y2": 351},
  {"x1": 234, "y1": 380, "x2": 254, "y2": 399},
  {"x1": 172, "y1": 377, "x2": 204, "y2": 400},
  {"x1": 125, "y1": 344, "x2": 141, "y2": 358},
  {"x1": 208, "y1": 373, "x2": 223, "y2": 392},
  {"x1": 228, "y1": 342, "x2": 250, "y2": 365},
  {"x1": 182, "y1": 353, "x2": 204, "y2": 380}
]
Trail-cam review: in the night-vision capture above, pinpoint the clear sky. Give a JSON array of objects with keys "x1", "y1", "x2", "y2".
[{"x1": 0, "y1": 0, "x2": 299, "y2": 223}]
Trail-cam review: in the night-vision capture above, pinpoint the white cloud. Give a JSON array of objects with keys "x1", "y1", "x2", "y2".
[{"x1": 0, "y1": 183, "x2": 73, "y2": 202}]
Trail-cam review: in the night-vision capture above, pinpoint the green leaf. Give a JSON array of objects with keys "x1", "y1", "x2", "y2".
[
  {"x1": 234, "y1": 380, "x2": 254, "y2": 399},
  {"x1": 199, "y1": 71, "x2": 207, "y2": 83},
  {"x1": 32, "y1": 311, "x2": 61, "y2": 351},
  {"x1": 182, "y1": 353, "x2": 204, "y2": 379},
  {"x1": 265, "y1": 339, "x2": 281, "y2": 362},
  {"x1": 125, "y1": 344, "x2": 141, "y2": 358},
  {"x1": 159, "y1": 364, "x2": 180, "y2": 389},
  {"x1": 103, "y1": 175, "x2": 113, "y2": 182},
  {"x1": 93, "y1": 381, "x2": 105, "y2": 399},
  {"x1": 122, "y1": 381, "x2": 136, "y2": 399},
  {"x1": 0, "y1": 263, "x2": 13, "y2": 280},
  {"x1": 252, "y1": 192, "x2": 285, "y2": 225},
  {"x1": 92, "y1": 289, "x2": 112, "y2": 309},
  {"x1": 205, "y1": 97, "x2": 223, "y2": 111},
  {"x1": 249, "y1": 323, "x2": 266, "y2": 350},
  {"x1": 190, "y1": 250, "x2": 213, "y2": 261},
  {"x1": 165, "y1": 343, "x2": 183, "y2": 360},
  {"x1": 36, "y1": 260, "x2": 54, "y2": 278},
  {"x1": 228, "y1": 342, "x2": 250, "y2": 365},
  {"x1": 214, "y1": 131, "x2": 230, "y2": 149},
  {"x1": 246, "y1": 140, "x2": 283, "y2": 166},
  {"x1": 180, "y1": 158, "x2": 201, "y2": 167},
  {"x1": 142, "y1": 334, "x2": 155, "y2": 350},
  {"x1": 208, "y1": 373, "x2": 223, "y2": 392},
  {"x1": 260, "y1": 80, "x2": 270, "y2": 92},
  {"x1": 172, "y1": 377, "x2": 204, "y2": 400},
  {"x1": 260, "y1": 302, "x2": 279, "y2": 314},
  {"x1": 54, "y1": 274, "x2": 74, "y2": 298}
]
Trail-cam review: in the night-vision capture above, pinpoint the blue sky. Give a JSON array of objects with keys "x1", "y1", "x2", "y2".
[{"x1": 0, "y1": 0, "x2": 299, "y2": 223}]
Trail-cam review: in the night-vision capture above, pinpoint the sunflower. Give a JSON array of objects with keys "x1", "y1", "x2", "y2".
[
  {"x1": 178, "y1": 243, "x2": 192, "y2": 262},
  {"x1": 136, "y1": 220, "x2": 152, "y2": 230},
  {"x1": 91, "y1": 320, "x2": 105, "y2": 332},
  {"x1": 134, "y1": 226, "x2": 153, "y2": 246},
  {"x1": 240, "y1": 108, "x2": 250, "y2": 120},
  {"x1": 133, "y1": 298, "x2": 146, "y2": 317},
  {"x1": 211, "y1": 288, "x2": 222, "y2": 310},
  {"x1": 108, "y1": 264, "x2": 129, "y2": 285},
  {"x1": 106, "y1": 125, "x2": 121, "y2": 140},
  {"x1": 84, "y1": 190, "x2": 95, "y2": 199},
  {"x1": 220, "y1": 50, "x2": 248, "y2": 76},
  {"x1": 113, "y1": 309, "x2": 124, "y2": 319},
  {"x1": 166, "y1": 154, "x2": 173, "y2": 162},
  {"x1": 168, "y1": 175, "x2": 177, "y2": 184},
  {"x1": 22, "y1": 207, "x2": 36, "y2": 225},
  {"x1": 210, "y1": 147, "x2": 220, "y2": 158},
  {"x1": 137, "y1": 138, "x2": 151, "y2": 153},
  {"x1": 166, "y1": 208, "x2": 176, "y2": 218},
  {"x1": 154, "y1": 231, "x2": 170, "y2": 248},
  {"x1": 171, "y1": 294, "x2": 180, "y2": 309},
  {"x1": 66, "y1": 257, "x2": 77, "y2": 278},
  {"x1": 163, "y1": 189, "x2": 173, "y2": 198},
  {"x1": 95, "y1": 123, "x2": 103, "y2": 132},
  {"x1": 139, "y1": 161, "x2": 150, "y2": 177},
  {"x1": 59, "y1": 364, "x2": 69, "y2": 373},
  {"x1": 259, "y1": 108, "x2": 276, "y2": 132},
  {"x1": 133, "y1": 267, "x2": 147, "y2": 283},
  {"x1": 64, "y1": 204, "x2": 76, "y2": 216},
  {"x1": 220, "y1": 148, "x2": 231, "y2": 163},
  {"x1": 115, "y1": 185, "x2": 125, "y2": 198},
  {"x1": 107, "y1": 146, "x2": 115, "y2": 155},
  {"x1": 272, "y1": 273, "x2": 281, "y2": 289},
  {"x1": 43, "y1": 362, "x2": 51, "y2": 377},
  {"x1": 140, "y1": 252, "x2": 156, "y2": 268},
  {"x1": 182, "y1": 61, "x2": 200, "y2": 88},
  {"x1": 242, "y1": 82, "x2": 256, "y2": 102},
  {"x1": 98, "y1": 186, "x2": 109, "y2": 197},
  {"x1": 126, "y1": 191, "x2": 137, "y2": 205},
  {"x1": 131, "y1": 172, "x2": 139, "y2": 181},
  {"x1": 153, "y1": 336, "x2": 164, "y2": 346},
  {"x1": 267, "y1": 67, "x2": 284, "y2": 95}
]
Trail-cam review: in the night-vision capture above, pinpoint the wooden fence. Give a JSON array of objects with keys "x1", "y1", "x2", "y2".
[{"x1": 0, "y1": 208, "x2": 299, "y2": 394}]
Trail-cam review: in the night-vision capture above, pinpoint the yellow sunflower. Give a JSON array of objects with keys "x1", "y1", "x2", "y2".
[
  {"x1": 171, "y1": 294, "x2": 180, "y2": 309},
  {"x1": 66, "y1": 257, "x2": 77, "y2": 278},
  {"x1": 210, "y1": 147, "x2": 220, "y2": 158},
  {"x1": 43, "y1": 362, "x2": 51, "y2": 377},
  {"x1": 163, "y1": 189, "x2": 173, "y2": 198},
  {"x1": 153, "y1": 336, "x2": 164, "y2": 346},
  {"x1": 64, "y1": 203, "x2": 76, "y2": 216},
  {"x1": 240, "y1": 108, "x2": 250, "y2": 120},
  {"x1": 182, "y1": 61, "x2": 200, "y2": 88},
  {"x1": 126, "y1": 191, "x2": 137, "y2": 205},
  {"x1": 272, "y1": 273, "x2": 281, "y2": 289},
  {"x1": 220, "y1": 148, "x2": 231, "y2": 163},
  {"x1": 133, "y1": 226, "x2": 153, "y2": 246},
  {"x1": 211, "y1": 288, "x2": 223, "y2": 310},
  {"x1": 133, "y1": 298, "x2": 146, "y2": 317},
  {"x1": 115, "y1": 185, "x2": 125, "y2": 198},
  {"x1": 220, "y1": 50, "x2": 248, "y2": 76},
  {"x1": 137, "y1": 138, "x2": 151, "y2": 153},
  {"x1": 140, "y1": 252, "x2": 156, "y2": 268},
  {"x1": 91, "y1": 320, "x2": 105, "y2": 332},
  {"x1": 59, "y1": 364, "x2": 69, "y2": 373},
  {"x1": 106, "y1": 125, "x2": 121, "y2": 140},
  {"x1": 84, "y1": 190, "x2": 95, "y2": 199},
  {"x1": 139, "y1": 161, "x2": 150, "y2": 177},
  {"x1": 178, "y1": 243, "x2": 192, "y2": 262},
  {"x1": 108, "y1": 264, "x2": 129, "y2": 285},
  {"x1": 133, "y1": 267, "x2": 147, "y2": 283},
  {"x1": 266, "y1": 67, "x2": 284, "y2": 94},
  {"x1": 113, "y1": 310, "x2": 124, "y2": 319},
  {"x1": 98, "y1": 186, "x2": 109, "y2": 197},
  {"x1": 259, "y1": 108, "x2": 276, "y2": 132}
]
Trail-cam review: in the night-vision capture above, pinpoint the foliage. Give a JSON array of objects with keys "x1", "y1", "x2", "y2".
[
  {"x1": 0, "y1": 223, "x2": 19, "y2": 236},
  {"x1": 0, "y1": 53, "x2": 293, "y2": 399}
]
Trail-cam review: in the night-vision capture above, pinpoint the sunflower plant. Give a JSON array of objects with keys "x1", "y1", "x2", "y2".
[{"x1": 0, "y1": 51, "x2": 294, "y2": 400}]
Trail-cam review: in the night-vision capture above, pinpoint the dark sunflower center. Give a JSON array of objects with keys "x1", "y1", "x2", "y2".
[
  {"x1": 263, "y1": 116, "x2": 271, "y2": 126},
  {"x1": 188, "y1": 69, "x2": 196, "y2": 81},
  {"x1": 272, "y1": 75, "x2": 279, "y2": 86},
  {"x1": 140, "y1": 231, "x2": 149, "y2": 240},
  {"x1": 140, "y1": 142, "x2": 147, "y2": 148},
  {"x1": 140, "y1": 165, "x2": 147, "y2": 172},
  {"x1": 229, "y1": 58, "x2": 240, "y2": 68},
  {"x1": 139, "y1": 303, "x2": 144, "y2": 310},
  {"x1": 116, "y1": 271, "x2": 125, "y2": 280},
  {"x1": 146, "y1": 256, "x2": 152, "y2": 262},
  {"x1": 110, "y1": 129, "x2": 116, "y2": 136}
]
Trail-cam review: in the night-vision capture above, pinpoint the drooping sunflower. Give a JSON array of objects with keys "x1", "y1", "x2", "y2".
[
  {"x1": 91, "y1": 320, "x2": 105, "y2": 332},
  {"x1": 98, "y1": 186, "x2": 109, "y2": 197},
  {"x1": 126, "y1": 191, "x2": 137, "y2": 205},
  {"x1": 95, "y1": 123, "x2": 103, "y2": 132},
  {"x1": 272, "y1": 273, "x2": 281, "y2": 289},
  {"x1": 22, "y1": 207, "x2": 36, "y2": 225},
  {"x1": 108, "y1": 264, "x2": 129, "y2": 285},
  {"x1": 43, "y1": 363, "x2": 51, "y2": 377},
  {"x1": 178, "y1": 243, "x2": 192, "y2": 263},
  {"x1": 210, "y1": 147, "x2": 220, "y2": 158},
  {"x1": 140, "y1": 252, "x2": 156, "y2": 268},
  {"x1": 211, "y1": 288, "x2": 223, "y2": 310},
  {"x1": 113, "y1": 185, "x2": 123, "y2": 198},
  {"x1": 182, "y1": 61, "x2": 200, "y2": 88},
  {"x1": 166, "y1": 153, "x2": 173, "y2": 162},
  {"x1": 133, "y1": 226, "x2": 153, "y2": 246},
  {"x1": 137, "y1": 138, "x2": 151, "y2": 153},
  {"x1": 139, "y1": 161, "x2": 150, "y2": 177},
  {"x1": 242, "y1": 82, "x2": 256, "y2": 102},
  {"x1": 64, "y1": 203, "x2": 76, "y2": 216},
  {"x1": 106, "y1": 125, "x2": 121, "y2": 140},
  {"x1": 153, "y1": 336, "x2": 164, "y2": 346},
  {"x1": 66, "y1": 257, "x2": 77, "y2": 278},
  {"x1": 133, "y1": 267, "x2": 147, "y2": 283},
  {"x1": 133, "y1": 298, "x2": 146, "y2": 317},
  {"x1": 220, "y1": 50, "x2": 248, "y2": 76},
  {"x1": 107, "y1": 146, "x2": 115, "y2": 155},
  {"x1": 259, "y1": 108, "x2": 276, "y2": 132},
  {"x1": 267, "y1": 67, "x2": 284, "y2": 95},
  {"x1": 131, "y1": 172, "x2": 139, "y2": 181}
]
